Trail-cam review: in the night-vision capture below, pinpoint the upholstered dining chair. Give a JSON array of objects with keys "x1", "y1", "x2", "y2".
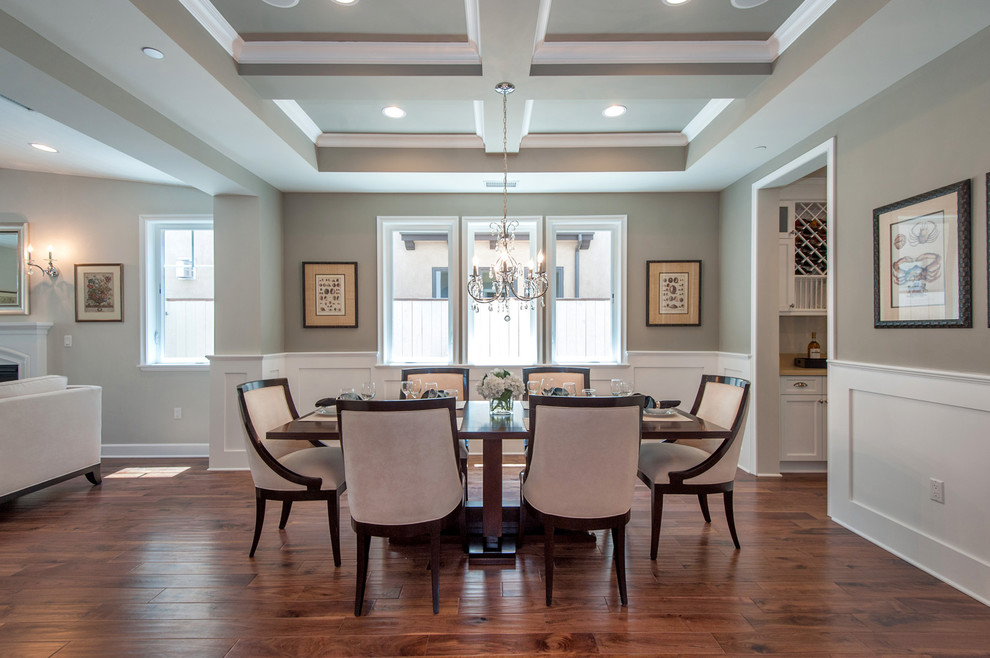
[
  {"x1": 336, "y1": 397, "x2": 464, "y2": 616},
  {"x1": 400, "y1": 367, "x2": 469, "y2": 485},
  {"x1": 637, "y1": 374, "x2": 751, "y2": 560},
  {"x1": 520, "y1": 394, "x2": 644, "y2": 606},
  {"x1": 521, "y1": 366, "x2": 591, "y2": 398},
  {"x1": 235, "y1": 379, "x2": 346, "y2": 565}
]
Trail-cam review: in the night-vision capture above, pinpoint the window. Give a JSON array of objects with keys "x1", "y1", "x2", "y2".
[
  {"x1": 464, "y1": 217, "x2": 540, "y2": 366},
  {"x1": 378, "y1": 215, "x2": 625, "y2": 366},
  {"x1": 379, "y1": 218, "x2": 458, "y2": 364},
  {"x1": 548, "y1": 217, "x2": 625, "y2": 364},
  {"x1": 141, "y1": 215, "x2": 214, "y2": 367}
]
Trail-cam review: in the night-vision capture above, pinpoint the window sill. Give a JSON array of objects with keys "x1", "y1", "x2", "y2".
[{"x1": 138, "y1": 363, "x2": 210, "y2": 372}]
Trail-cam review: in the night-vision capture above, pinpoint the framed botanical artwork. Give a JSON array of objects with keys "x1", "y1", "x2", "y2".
[
  {"x1": 873, "y1": 179, "x2": 971, "y2": 328},
  {"x1": 647, "y1": 260, "x2": 701, "y2": 326},
  {"x1": 75, "y1": 263, "x2": 123, "y2": 322},
  {"x1": 303, "y1": 261, "x2": 358, "y2": 328}
]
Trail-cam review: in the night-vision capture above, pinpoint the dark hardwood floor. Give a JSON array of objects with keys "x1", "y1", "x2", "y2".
[{"x1": 1, "y1": 457, "x2": 989, "y2": 657}]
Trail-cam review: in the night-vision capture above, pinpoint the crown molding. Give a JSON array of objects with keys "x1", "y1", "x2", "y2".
[
  {"x1": 775, "y1": 0, "x2": 837, "y2": 56},
  {"x1": 532, "y1": 39, "x2": 776, "y2": 65},
  {"x1": 521, "y1": 132, "x2": 687, "y2": 148},
  {"x1": 237, "y1": 40, "x2": 480, "y2": 65},
  {"x1": 177, "y1": 0, "x2": 241, "y2": 57},
  {"x1": 273, "y1": 100, "x2": 322, "y2": 142},
  {"x1": 682, "y1": 98, "x2": 733, "y2": 142},
  {"x1": 316, "y1": 133, "x2": 483, "y2": 149}
]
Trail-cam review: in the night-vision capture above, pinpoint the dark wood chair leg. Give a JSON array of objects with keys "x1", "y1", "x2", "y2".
[
  {"x1": 723, "y1": 489, "x2": 740, "y2": 549},
  {"x1": 650, "y1": 490, "x2": 664, "y2": 560},
  {"x1": 328, "y1": 495, "x2": 342, "y2": 567},
  {"x1": 430, "y1": 524, "x2": 441, "y2": 615},
  {"x1": 518, "y1": 490, "x2": 526, "y2": 548},
  {"x1": 85, "y1": 466, "x2": 102, "y2": 485},
  {"x1": 459, "y1": 502, "x2": 468, "y2": 554},
  {"x1": 278, "y1": 501, "x2": 292, "y2": 529},
  {"x1": 354, "y1": 531, "x2": 371, "y2": 616},
  {"x1": 611, "y1": 525, "x2": 628, "y2": 606},
  {"x1": 544, "y1": 523, "x2": 555, "y2": 607},
  {"x1": 250, "y1": 495, "x2": 266, "y2": 557},
  {"x1": 698, "y1": 493, "x2": 711, "y2": 523}
]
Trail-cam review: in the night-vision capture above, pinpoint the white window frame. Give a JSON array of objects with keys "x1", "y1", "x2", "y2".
[
  {"x1": 546, "y1": 215, "x2": 626, "y2": 365},
  {"x1": 463, "y1": 216, "x2": 543, "y2": 366},
  {"x1": 378, "y1": 216, "x2": 460, "y2": 365},
  {"x1": 139, "y1": 214, "x2": 213, "y2": 370}
]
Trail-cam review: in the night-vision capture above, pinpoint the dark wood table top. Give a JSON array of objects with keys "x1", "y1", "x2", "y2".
[{"x1": 265, "y1": 399, "x2": 731, "y2": 441}]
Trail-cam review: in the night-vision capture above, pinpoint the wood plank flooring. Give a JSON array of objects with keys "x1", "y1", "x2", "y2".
[{"x1": 2, "y1": 458, "x2": 989, "y2": 656}]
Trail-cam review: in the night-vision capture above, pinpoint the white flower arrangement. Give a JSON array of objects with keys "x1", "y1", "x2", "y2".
[{"x1": 476, "y1": 368, "x2": 525, "y2": 402}]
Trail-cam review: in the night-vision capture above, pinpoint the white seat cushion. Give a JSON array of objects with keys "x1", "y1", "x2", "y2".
[
  {"x1": 639, "y1": 441, "x2": 720, "y2": 485},
  {"x1": 276, "y1": 445, "x2": 345, "y2": 491}
]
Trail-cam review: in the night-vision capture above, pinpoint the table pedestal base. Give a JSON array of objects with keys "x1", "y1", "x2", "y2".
[{"x1": 467, "y1": 536, "x2": 516, "y2": 563}]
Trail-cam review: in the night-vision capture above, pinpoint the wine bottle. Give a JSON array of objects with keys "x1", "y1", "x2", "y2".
[{"x1": 807, "y1": 332, "x2": 821, "y2": 359}]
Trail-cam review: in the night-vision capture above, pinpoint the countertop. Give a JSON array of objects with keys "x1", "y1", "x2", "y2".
[{"x1": 779, "y1": 353, "x2": 827, "y2": 377}]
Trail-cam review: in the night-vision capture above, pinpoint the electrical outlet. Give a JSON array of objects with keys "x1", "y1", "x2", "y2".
[
  {"x1": 173, "y1": 407, "x2": 182, "y2": 420},
  {"x1": 930, "y1": 478, "x2": 945, "y2": 504},
  {"x1": 64, "y1": 335, "x2": 72, "y2": 347}
]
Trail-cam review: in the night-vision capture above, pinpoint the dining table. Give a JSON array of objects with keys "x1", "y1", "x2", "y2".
[{"x1": 265, "y1": 398, "x2": 731, "y2": 562}]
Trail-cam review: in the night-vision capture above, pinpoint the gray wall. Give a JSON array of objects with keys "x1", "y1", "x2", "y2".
[
  {"x1": 281, "y1": 192, "x2": 721, "y2": 356},
  {"x1": 0, "y1": 169, "x2": 215, "y2": 445},
  {"x1": 720, "y1": 24, "x2": 990, "y2": 374}
]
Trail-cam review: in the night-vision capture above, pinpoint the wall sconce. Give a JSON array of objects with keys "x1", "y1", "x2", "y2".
[{"x1": 26, "y1": 245, "x2": 60, "y2": 279}]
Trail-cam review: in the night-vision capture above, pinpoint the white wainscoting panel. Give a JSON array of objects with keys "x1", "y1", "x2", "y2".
[
  {"x1": 718, "y1": 352, "x2": 755, "y2": 474},
  {"x1": 207, "y1": 355, "x2": 263, "y2": 470},
  {"x1": 829, "y1": 360, "x2": 990, "y2": 606}
]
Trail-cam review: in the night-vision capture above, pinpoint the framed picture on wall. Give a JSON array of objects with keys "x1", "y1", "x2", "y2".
[
  {"x1": 873, "y1": 179, "x2": 971, "y2": 328},
  {"x1": 647, "y1": 260, "x2": 701, "y2": 326},
  {"x1": 303, "y1": 261, "x2": 358, "y2": 328},
  {"x1": 74, "y1": 263, "x2": 123, "y2": 322}
]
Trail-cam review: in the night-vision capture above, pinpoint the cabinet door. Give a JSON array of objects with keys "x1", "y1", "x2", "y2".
[
  {"x1": 778, "y1": 237, "x2": 794, "y2": 312},
  {"x1": 779, "y1": 394, "x2": 826, "y2": 461}
]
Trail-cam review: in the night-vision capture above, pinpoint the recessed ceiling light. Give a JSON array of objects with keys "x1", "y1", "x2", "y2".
[
  {"x1": 141, "y1": 47, "x2": 164, "y2": 59},
  {"x1": 30, "y1": 143, "x2": 58, "y2": 153},
  {"x1": 754, "y1": 145, "x2": 767, "y2": 151},
  {"x1": 602, "y1": 104, "x2": 627, "y2": 118},
  {"x1": 262, "y1": 0, "x2": 299, "y2": 7},
  {"x1": 662, "y1": 0, "x2": 692, "y2": 6},
  {"x1": 330, "y1": 0, "x2": 359, "y2": 5},
  {"x1": 731, "y1": 0, "x2": 769, "y2": 8},
  {"x1": 382, "y1": 106, "x2": 406, "y2": 119}
]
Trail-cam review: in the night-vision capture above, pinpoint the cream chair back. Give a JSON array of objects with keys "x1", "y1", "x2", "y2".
[
  {"x1": 680, "y1": 377, "x2": 749, "y2": 484},
  {"x1": 338, "y1": 401, "x2": 462, "y2": 526},
  {"x1": 524, "y1": 397, "x2": 642, "y2": 519}
]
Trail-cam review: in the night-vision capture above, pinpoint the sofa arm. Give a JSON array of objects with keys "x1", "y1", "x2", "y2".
[{"x1": 0, "y1": 385, "x2": 102, "y2": 498}]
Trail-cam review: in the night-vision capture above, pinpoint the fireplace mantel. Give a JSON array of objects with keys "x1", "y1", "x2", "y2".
[{"x1": 0, "y1": 322, "x2": 54, "y2": 379}]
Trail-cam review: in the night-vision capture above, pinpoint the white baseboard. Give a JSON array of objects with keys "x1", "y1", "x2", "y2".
[{"x1": 102, "y1": 443, "x2": 209, "y2": 458}]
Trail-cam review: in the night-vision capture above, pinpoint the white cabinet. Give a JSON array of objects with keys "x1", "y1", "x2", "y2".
[
  {"x1": 779, "y1": 201, "x2": 827, "y2": 315},
  {"x1": 779, "y1": 375, "x2": 827, "y2": 462}
]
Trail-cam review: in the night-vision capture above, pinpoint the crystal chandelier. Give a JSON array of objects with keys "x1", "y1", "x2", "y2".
[{"x1": 467, "y1": 82, "x2": 549, "y2": 321}]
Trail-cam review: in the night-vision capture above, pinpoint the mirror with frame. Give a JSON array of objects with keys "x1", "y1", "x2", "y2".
[{"x1": 0, "y1": 222, "x2": 29, "y2": 315}]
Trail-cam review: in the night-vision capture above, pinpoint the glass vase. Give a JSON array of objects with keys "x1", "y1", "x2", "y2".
[{"x1": 489, "y1": 395, "x2": 514, "y2": 416}]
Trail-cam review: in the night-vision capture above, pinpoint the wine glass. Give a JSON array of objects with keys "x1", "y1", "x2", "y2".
[
  {"x1": 541, "y1": 377, "x2": 555, "y2": 395},
  {"x1": 443, "y1": 389, "x2": 458, "y2": 400},
  {"x1": 620, "y1": 381, "x2": 633, "y2": 397},
  {"x1": 360, "y1": 381, "x2": 376, "y2": 400},
  {"x1": 399, "y1": 380, "x2": 415, "y2": 399},
  {"x1": 423, "y1": 381, "x2": 438, "y2": 398},
  {"x1": 563, "y1": 382, "x2": 577, "y2": 396},
  {"x1": 581, "y1": 388, "x2": 596, "y2": 397},
  {"x1": 527, "y1": 380, "x2": 541, "y2": 398},
  {"x1": 610, "y1": 378, "x2": 624, "y2": 396},
  {"x1": 339, "y1": 386, "x2": 357, "y2": 400}
]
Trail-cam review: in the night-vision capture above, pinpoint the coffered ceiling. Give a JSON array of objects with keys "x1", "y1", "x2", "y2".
[{"x1": 1, "y1": 0, "x2": 989, "y2": 195}]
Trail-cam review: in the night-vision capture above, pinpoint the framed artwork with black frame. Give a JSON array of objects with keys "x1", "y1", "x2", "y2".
[
  {"x1": 303, "y1": 261, "x2": 358, "y2": 328},
  {"x1": 647, "y1": 260, "x2": 701, "y2": 326},
  {"x1": 873, "y1": 179, "x2": 971, "y2": 328},
  {"x1": 75, "y1": 263, "x2": 123, "y2": 322}
]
